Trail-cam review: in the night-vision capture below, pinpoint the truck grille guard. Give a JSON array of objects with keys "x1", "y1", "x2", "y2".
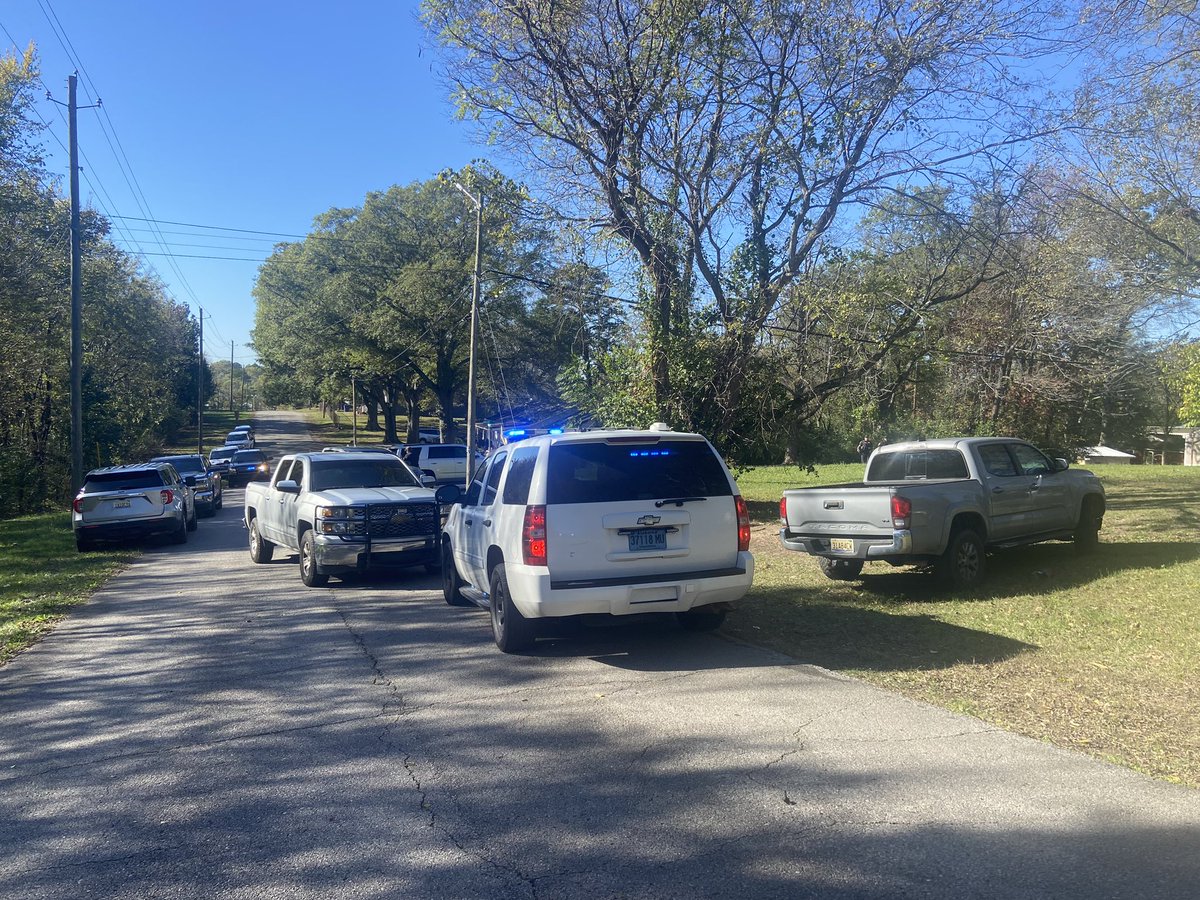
[{"x1": 362, "y1": 502, "x2": 438, "y2": 540}]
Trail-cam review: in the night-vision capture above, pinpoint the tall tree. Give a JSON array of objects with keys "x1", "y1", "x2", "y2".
[
  {"x1": 424, "y1": 0, "x2": 1071, "y2": 447},
  {"x1": 252, "y1": 167, "x2": 559, "y2": 440}
]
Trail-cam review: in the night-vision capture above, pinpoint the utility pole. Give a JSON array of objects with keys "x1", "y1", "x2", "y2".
[
  {"x1": 50, "y1": 75, "x2": 100, "y2": 491},
  {"x1": 351, "y1": 373, "x2": 358, "y2": 447},
  {"x1": 197, "y1": 308, "x2": 204, "y2": 456},
  {"x1": 49, "y1": 75, "x2": 99, "y2": 490},
  {"x1": 230, "y1": 341, "x2": 235, "y2": 417},
  {"x1": 454, "y1": 182, "x2": 482, "y2": 484},
  {"x1": 68, "y1": 74, "x2": 83, "y2": 491}
]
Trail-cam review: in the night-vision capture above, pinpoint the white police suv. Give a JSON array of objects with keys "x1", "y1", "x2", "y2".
[{"x1": 439, "y1": 424, "x2": 754, "y2": 652}]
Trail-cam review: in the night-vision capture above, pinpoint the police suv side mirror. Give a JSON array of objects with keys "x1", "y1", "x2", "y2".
[{"x1": 435, "y1": 483, "x2": 462, "y2": 505}]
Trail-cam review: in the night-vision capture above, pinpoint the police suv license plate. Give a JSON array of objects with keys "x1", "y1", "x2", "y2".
[
  {"x1": 629, "y1": 528, "x2": 668, "y2": 552},
  {"x1": 829, "y1": 538, "x2": 854, "y2": 553},
  {"x1": 112, "y1": 499, "x2": 130, "y2": 509}
]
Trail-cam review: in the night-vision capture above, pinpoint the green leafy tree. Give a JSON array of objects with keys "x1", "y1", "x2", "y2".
[
  {"x1": 1, "y1": 45, "x2": 206, "y2": 515},
  {"x1": 424, "y1": 0, "x2": 1072, "y2": 452},
  {"x1": 252, "y1": 167, "x2": 563, "y2": 442}
]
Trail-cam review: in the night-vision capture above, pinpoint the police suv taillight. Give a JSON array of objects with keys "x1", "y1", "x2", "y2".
[
  {"x1": 522, "y1": 505, "x2": 547, "y2": 566},
  {"x1": 735, "y1": 495, "x2": 751, "y2": 552}
]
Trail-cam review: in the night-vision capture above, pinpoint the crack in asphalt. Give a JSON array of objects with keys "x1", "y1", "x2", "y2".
[
  {"x1": 332, "y1": 605, "x2": 539, "y2": 898},
  {"x1": 3, "y1": 844, "x2": 185, "y2": 875}
]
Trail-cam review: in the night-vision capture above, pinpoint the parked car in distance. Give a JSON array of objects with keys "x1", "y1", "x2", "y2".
[
  {"x1": 400, "y1": 443, "x2": 483, "y2": 484},
  {"x1": 224, "y1": 430, "x2": 253, "y2": 451},
  {"x1": 440, "y1": 423, "x2": 755, "y2": 653},
  {"x1": 150, "y1": 454, "x2": 223, "y2": 516},
  {"x1": 778, "y1": 437, "x2": 1107, "y2": 588},
  {"x1": 244, "y1": 450, "x2": 459, "y2": 586},
  {"x1": 73, "y1": 462, "x2": 196, "y2": 551},
  {"x1": 228, "y1": 449, "x2": 271, "y2": 486},
  {"x1": 208, "y1": 445, "x2": 237, "y2": 477},
  {"x1": 230, "y1": 424, "x2": 255, "y2": 447}
]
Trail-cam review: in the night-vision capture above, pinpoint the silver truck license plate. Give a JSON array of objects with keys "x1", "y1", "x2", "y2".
[{"x1": 829, "y1": 538, "x2": 854, "y2": 552}]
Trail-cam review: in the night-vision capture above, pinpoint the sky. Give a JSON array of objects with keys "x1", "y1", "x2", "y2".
[{"x1": 1, "y1": 1, "x2": 486, "y2": 365}]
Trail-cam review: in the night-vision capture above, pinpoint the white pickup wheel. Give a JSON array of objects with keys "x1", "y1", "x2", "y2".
[{"x1": 248, "y1": 517, "x2": 273, "y2": 563}]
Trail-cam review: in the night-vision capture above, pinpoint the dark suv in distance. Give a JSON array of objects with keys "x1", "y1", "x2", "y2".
[
  {"x1": 228, "y1": 449, "x2": 271, "y2": 486},
  {"x1": 150, "y1": 454, "x2": 223, "y2": 516},
  {"x1": 72, "y1": 463, "x2": 197, "y2": 551}
]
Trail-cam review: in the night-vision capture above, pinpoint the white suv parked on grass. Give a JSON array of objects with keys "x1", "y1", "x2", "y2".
[
  {"x1": 400, "y1": 443, "x2": 475, "y2": 485},
  {"x1": 440, "y1": 424, "x2": 755, "y2": 652}
]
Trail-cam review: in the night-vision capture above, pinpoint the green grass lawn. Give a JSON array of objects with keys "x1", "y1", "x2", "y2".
[
  {"x1": 731, "y1": 463, "x2": 1200, "y2": 787},
  {"x1": 0, "y1": 513, "x2": 137, "y2": 665}
]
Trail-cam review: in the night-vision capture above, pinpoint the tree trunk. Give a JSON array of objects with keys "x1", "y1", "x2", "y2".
[{"x1": 381, "y1": 387, "x2": 399, "y2": 444}]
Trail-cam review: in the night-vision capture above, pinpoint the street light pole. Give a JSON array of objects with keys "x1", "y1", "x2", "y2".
[{"x1": 454, "y1": 182, "x2": 483, "y2": 485}]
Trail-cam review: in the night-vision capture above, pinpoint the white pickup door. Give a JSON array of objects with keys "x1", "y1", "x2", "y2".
[{"x1": 259, "y1": 457, "x2": 300, "y2": 547}]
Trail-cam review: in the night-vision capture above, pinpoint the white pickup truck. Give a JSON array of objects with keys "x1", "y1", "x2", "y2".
[
  {"x1": 778, "y1": 437, "x2": 1107, "y2": 588},
  {"x1": 244, "y1": 450, "x2": 458, "y2": 586}
]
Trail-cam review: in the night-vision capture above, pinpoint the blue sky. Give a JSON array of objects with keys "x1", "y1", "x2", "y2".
[{"x1": 1, "y1": 1, "x2": 486, "y2": 364}]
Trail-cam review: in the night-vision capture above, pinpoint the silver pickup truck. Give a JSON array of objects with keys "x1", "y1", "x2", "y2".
[
  {"x1": 778, "y1": 437, "x2": 1107, "y2": 588},
  {"x1": 244, "y1": 451, "x2": 457, "y2": 587}
]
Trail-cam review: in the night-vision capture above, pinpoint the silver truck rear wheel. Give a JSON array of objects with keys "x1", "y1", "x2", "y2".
[{"x1": 937, "y1": 528, "x2": 984, "y2": 589}]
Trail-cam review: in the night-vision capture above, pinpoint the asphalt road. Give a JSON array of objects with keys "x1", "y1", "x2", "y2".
[{"x1": 2, "y1": 410, "x2": 1197, "y2": 899}]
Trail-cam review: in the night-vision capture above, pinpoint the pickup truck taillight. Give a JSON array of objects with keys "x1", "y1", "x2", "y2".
[
  {"x1": 779, "y1": 497, "x2": 788, "y2": 526},
  {"x1": 891, "y1": 495, "x2": 911, "y2": 529},
  {"x1": 522, "y1": 505, "x2": 547, "y2": 566},
  {"x1": 736, "y1": 495, "x2": 751, "y2": 551},
  {"x1": 160, "y1": 489, "x2": 174, "y2": 505}
]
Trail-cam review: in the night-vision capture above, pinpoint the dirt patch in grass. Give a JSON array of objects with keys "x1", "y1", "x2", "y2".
[{"x1": 732, "y1": 465, "x2": 1200, "y2": 787}]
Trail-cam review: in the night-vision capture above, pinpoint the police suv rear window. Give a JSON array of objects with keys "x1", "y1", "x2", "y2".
[
  {"x1": 501, "y1": 447, "x2": 539, "y2": 505},
  {"x1": 547, "y1": 440, "x2": 730, "y2": 505},
  {"x1": 82, "y1": 470, "x2": 163, "y2": 493},
  {"x1": 868, "y1": 449, "x2": 968, "y2": 481}
]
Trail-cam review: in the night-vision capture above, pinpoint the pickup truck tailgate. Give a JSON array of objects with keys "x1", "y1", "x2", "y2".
[{"x1": 781, "y1": 484, "x2": 893, "y2": 537}]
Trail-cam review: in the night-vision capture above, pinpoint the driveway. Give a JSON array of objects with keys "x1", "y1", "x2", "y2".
[{"x1": 1, "y1": 411, "x2": 1197, "y2": 899}]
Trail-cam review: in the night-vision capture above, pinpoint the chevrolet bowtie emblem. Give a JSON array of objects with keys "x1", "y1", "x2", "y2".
[{"x1": 636, "y1": 514, "x2": 661, "y2": 526}]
